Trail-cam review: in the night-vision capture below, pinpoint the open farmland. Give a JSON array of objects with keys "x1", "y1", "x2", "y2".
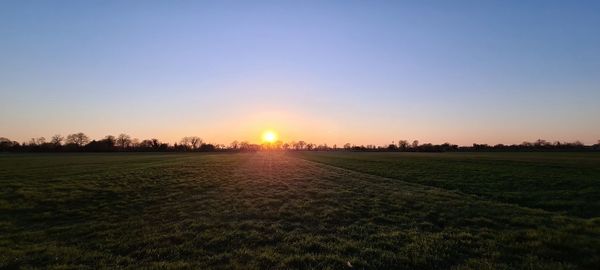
[
  {"x1": 1, "y1": 152, "x2": 599, "y2": 269},
  {"x1": 297, "y1": 152, "x2": 600, "y2": 218}
]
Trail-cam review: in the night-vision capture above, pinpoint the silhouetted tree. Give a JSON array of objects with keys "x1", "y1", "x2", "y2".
[
  {"x1": 230, "y1": 140, "x2": 239, "y2": 150},
  {"x1": 553, "y1": 141, "x2": 562, "y2": 146},
  {"x1": 84, "y1": 137, "x2": 115, "y2": 152},
  {"x1": 0, "y1": 137, "x2": 17, "y2": 151},
  {"x1": 28, "y1": 137, "x2": 46, "y2": 146},
  {"x1": 239, "y1": 141, "x2": 250, "y2": 150},
  {"x1": 139, "y1": 139, "x2": 154, "y2": 148},
  {"x1": 398, "y1": 140, "x2": 409, "y2": 150},
  {"x1": 306, "y1": 143, "x2": 314, "y2": 150},
  {"x1": 298, "y1": 141, "x2": 306, "y2": 150},
  {"x1": 66, "y1": 132, "x2": 89, "y2": 147},
  {"x1": 190, "y1": 136, "x2": 202, "y2": 149},
  {"x1": 535, "y1": 139, "x2": 550, "y2": 147},
  {"x1": 199, "y1": 143, "x2": 216, "y2": 151},
  {"x1": 50, "y1": 134, "x2": 64, "y2": 145},
  {"x1": 104, "y1": 135, "x2": 116, "y2": 146},
  {"x1": 412, "y1": 140, "x2": 419, "y2": 148},
  {"x1": 150, "y1": 138, "x2": 161, "y2": 149},
  {"x1": 2, "y1": 133, "x2": 599, "y2": 153},
  {"x1": 215, "y1": 144, "x2": 226, "y2": 150},
  {"x1": 180, "y1": 137, "x2": 190, "y2": 149},
  {"x1": 116, "y1": 133, "x2": 131, "y2": 149},
  {"x1": 131, "y1": 138, "x2": 140, "y2": 148},
  {"x1": 180, "y1": 136, "x2": 201, "y2": 150},
  {"x1": 104, "y1": 135, "x2": 117, "y2": 149}
]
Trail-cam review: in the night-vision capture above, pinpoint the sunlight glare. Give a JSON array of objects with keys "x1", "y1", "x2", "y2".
[{"x1": 262, "y1": 130, "x2": 278, "y2": 143}]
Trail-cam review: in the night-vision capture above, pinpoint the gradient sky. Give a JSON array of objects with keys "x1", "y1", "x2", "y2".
[{"x1": 1, "y1": 0, "x2": 599, "y2": 146}]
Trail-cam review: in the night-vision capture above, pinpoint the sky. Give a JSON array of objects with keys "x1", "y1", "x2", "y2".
[{"x1": 1, "y1": 0, "x2": 599, "y2": 146}]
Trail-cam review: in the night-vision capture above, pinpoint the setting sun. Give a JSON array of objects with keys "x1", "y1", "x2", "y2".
[{"x1": 262, "y1": 130, "x2": 278, "y2": 143}]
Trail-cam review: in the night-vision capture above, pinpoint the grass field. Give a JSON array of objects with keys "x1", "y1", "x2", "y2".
[
  {"x1": 1, "y1": 152, "x2": 599, "y2": 269},
  {"x1": 297, "y1": 152, "x2": 600, "y2": 218}
]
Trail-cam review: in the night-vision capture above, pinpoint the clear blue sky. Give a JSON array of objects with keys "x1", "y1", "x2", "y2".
[{"x1": 1, "y1": 0, "x2": 599, "y2": 145}]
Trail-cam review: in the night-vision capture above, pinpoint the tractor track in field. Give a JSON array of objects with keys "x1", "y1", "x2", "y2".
[{"x1": 293, "y1": 153, "x2": 574, "y2": 219}]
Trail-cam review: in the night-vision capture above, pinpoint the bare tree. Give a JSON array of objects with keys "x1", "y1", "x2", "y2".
[
  {"x1": 116, "y1": 133, "x2": 132, "y2": 148},
  {"x1": 215, "y1": 144, "x2": 226, "y2": 150},
  {"x1": 230, "y1": 140, "x2": 239, "y2": 149},
  {"x1": 180, "y1": 136, "x2": 202, "y2": 150},
  {"x1": 151, "y1": 138, "x2": 161, "y2": 149},
  {"x1": 239, "y1": 141, "x2": 250, "y2": 150},
  {"x1": 180, "y1": 137, "x2": 191, "y2": 149},
  {"x1": 412, "y1": 140, "x2": 419, "y2": 148},
  {"x1": 298, "y1": 141, "x2": 306, "y2": 150},
  {"x1": 139, "y1": 139, "x2": 153, "y2": 148},
  {"x1": 306, "y1": 143, "x2": 314, "y2": 150},
  {"x1": 50, "y1": 134, "x2": 64, "y2": 145},
  {"x1": 66, "y1": 133, "x2": 89, "y2": 147},
  {"x1": 131, "y1": 138, "x2": 140, "y2": 148},
  {"x1": 398, "y1": 140, "x2": 409, "y2": 149},
  {"x1": 28, "y1": 138, "x2": 38, "y2": 146},
  {"x1": 27, "y1": 137, "x2": 47, "y2": 146},
  {"x1": 189, "y1": 136, "x2": 202, "y2": 149}
]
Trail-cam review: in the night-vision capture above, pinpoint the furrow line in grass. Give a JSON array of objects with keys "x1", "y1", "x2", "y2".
[{"x1": 293, "y1": 154, "x2": 587, "y2": 221}]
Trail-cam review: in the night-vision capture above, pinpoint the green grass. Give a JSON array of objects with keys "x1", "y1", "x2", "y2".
[
  {"x1": 297, "y1": 152, "x2": 600, "y2": 218},
  {"x1": 1, "y1": 152, "x2": 599, "y2": 269}
]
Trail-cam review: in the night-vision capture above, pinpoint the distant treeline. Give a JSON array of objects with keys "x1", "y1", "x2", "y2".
[{"x1": 1, "y1": 133, "x2": 599, "y2": 153}]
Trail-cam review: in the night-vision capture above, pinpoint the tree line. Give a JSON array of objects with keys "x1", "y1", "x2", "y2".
[{"x1": 1, "y1": 133, "x2": 599, "y2": 152}]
